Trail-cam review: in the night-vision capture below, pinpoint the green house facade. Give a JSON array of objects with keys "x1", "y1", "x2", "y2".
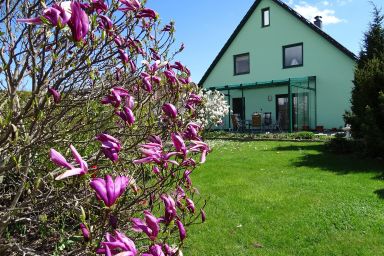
[{"x1": 199, "y1": 0, "x2": 357, "y2": 131}]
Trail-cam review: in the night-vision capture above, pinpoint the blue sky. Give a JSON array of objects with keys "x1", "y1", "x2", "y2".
[{"x1": 147, "y1": 0, "x2": 383, "y2": 83}]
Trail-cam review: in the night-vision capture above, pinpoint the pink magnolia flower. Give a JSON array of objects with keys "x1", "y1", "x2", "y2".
[
  {"x1": 133, "y1": 139, "x2": 178, "y2": 168},
  {"x1": 141, "y1": 72, "x2": 153, "y2": 92},
  {"x1": 171, "y1": 61, "x2": 187, "y2": 73},
  {"x1": 174, "y1": 186, "x2": 185, "y2": 208},
  {"x1": 162, "y1": 103, "x2": 177, "y2": 119},
  {"x1": 181, "y1": 158, "x2": 196, "y2": 167},
  {"x1": 189, "y1": 140, "x2": 210, "y2": 163},
  {"x1": 96, "y1": 133, "x2": 122, "y2": 162},
  {"x1": 118, "y1": 49, "x2": 129, "y2": 64},
  {"x1": 114, "y1": 36, "x2": 125, "y2": 47},
  {"x1": 127, "y1": 38, "x2": 144, "y2": 54},
  {"x1": 80, "y1": 223, "x2": 90, "y2": 241},
  {"x1": 162, "y1": 23, "x2": 174, "y2": 32},
  {"x1": 171, "y1": 133, "x2": 187, "y2": 157},
  {"x1": 151, "y1": 75, "x2": 161, "y2": 84},
  {"x1": 131, "y1": 210, "x2": 160, "y2": 240},
  {"x1": 136, "y1": 8, "x2": 157, "y2": 19},
  {"x1": 98, "y1": 15, "x2": 113, "y2": 31},
  {"x1": 152, "y1": 166, "x2": 160, "y2": 175},
  {"x1": 164, "y1": 244, "x2": 178, "y2": 256},
  {"x1": 48, "y1": 87, "x2": 61, "y2": 103},
  {"x1": 101, "y1": 87, "x2": 131, "y2": 108},
  {"x1": 115, "y1": 106, "x2": 135, "y2": 126},
  {"x1": 161, "y1": 194, "x2": 177, "y2": 224},
  {"x1": 50, "y1": 145, "x2": 88, "y2": 180},
  {"x1": 118, "y1": 0, "x2": 141, "y2": 12},
  {"x1": 150, "y1": 48, "x2": 161, "y2": 61},
  {"x1": 183, "y1": 123, "x2": 201, "y2": 140},
  {"x1": 90, "y1": 175, "x2": 129, "y2": 207},
  {"x1": 178, "y1": 76, "x2": 192, "y2": 85},
  {"x1": 201, "y1": 209, "x2": 206, "y2": 223},
  {"x1": 148, "y1": 135, "x2": 163, "y2": 145},
  {"x1": 91, "y1": 0, "x2": 108, "y2": 14},
  {"x1": 96, "y1": 230, "x2": 137, "y2": 256},
  {"x1": 129, "y1": 60, "x2": 137, "y2": 73},
  {"x1": 17, "y1": 1, "x2": 71, "y2": 27},
  {"x1": 186, "y1": 198, "x2": 195, "y2": 213},
  {"x1": 145, "y1": 60, "x2": 167, "y2": 74},
  {"x1": 183, "y1": 170, "x2": 192, "y2": 187},
  {"x1": 68, "y1": 1, "x2": 89, "y2": 42},
  {"x1": 185, "y1": 94, "x2": 202, "y2": 111},
  {"x1": 142, "y1": 244, "x2": 165, "y2": 256},
  {"x1": 176, "y1": 220, "x2": 186, "y2": 241},
  {"x1": 164, "y1": 70, "x2": 178, "y2": 85}
]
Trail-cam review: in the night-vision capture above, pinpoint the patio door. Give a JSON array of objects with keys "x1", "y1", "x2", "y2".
[
  {"x1": 232, "y1": 97, "x2": 245, "y2": 120},
  {"x1": 276, "y1": 95, "x2": 290, "y2": 130},
  {"x1": 276, "y1": 94, "x2": 308, "y2": 131}
]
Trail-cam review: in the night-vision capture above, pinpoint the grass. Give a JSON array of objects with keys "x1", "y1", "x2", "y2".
[{"x1": 184, "y1": 140, "x2": 384, "y2": 256}]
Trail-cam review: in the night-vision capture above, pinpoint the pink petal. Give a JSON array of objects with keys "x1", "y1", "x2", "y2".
[
  {"x1": 55, "y1": 168, "x2": 84, "y2": 180},
  {"x1": 50, "y1": 148, "x2": 73, "y2": 169}
]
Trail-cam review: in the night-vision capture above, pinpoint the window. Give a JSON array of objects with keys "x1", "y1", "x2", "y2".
[
  {"x1": 262, "y1": 8, "x2": 270, "y2": 27},
  {"x1": 234, "y1": 53, "x2": 250, "y2": 75},
  {"x1": 283, "y1": 43, "x2": 303, "y2": 68}
]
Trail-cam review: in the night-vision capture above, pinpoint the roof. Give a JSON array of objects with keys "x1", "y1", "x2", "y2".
[
  {"x1": 208, "y1": 76, "x2": 316, "y2": 91},
  {"x1": 198, "y1": 0, "x2": 357, "y2": 86}
]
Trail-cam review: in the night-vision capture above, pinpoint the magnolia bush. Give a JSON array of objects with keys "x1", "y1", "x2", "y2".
[
  {"x1": 196, "y1": 89, "x2": 230, "y2": 129},
  {"x1": 0, "y1": 0, "x2": 208, "y2": 255}
]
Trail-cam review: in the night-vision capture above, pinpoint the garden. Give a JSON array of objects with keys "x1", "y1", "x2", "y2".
[{"x1": 185, "y1": 140, "x2": 384, "y2": 255}]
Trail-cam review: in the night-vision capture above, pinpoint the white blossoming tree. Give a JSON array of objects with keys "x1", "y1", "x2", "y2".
[{"x1": 196, "y1": 89, "x2": 230, "y2": 130}]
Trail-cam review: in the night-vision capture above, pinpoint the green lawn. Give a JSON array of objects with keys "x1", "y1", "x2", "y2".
[{"x1": 184, "y1": 140, "x2": 384, "y2": 256}]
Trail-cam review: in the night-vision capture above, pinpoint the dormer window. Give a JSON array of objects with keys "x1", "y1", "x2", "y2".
[
  {"x1": 262, "y1": 8, "x2": 270, "y2": 27},
  {"x1": 234, "y1": 53, "x2": 250, "y2": 75}
]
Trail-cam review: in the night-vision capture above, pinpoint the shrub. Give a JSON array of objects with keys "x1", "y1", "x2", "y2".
[
  {"x1": 344, "y1": 6, "x2": 384, "y2": 157},
  {"x1": 326, "y1": 138, "x2": 365, "y2": 154},
  {"x1": 0, "y1": 1, "x2": 208, "y2": 255},
  {"x1": 291, "y1": 131, "x2": 315, "y2": 140}
]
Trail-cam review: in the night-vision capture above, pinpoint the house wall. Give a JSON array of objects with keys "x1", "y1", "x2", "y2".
[{"x1": 202, "y1": 0, "x2": 356, "y2": 129}]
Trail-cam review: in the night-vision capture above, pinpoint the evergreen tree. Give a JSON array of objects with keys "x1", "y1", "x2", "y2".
[{"x1": 345, "y1": 5, "x2": 384, "y2": 157}]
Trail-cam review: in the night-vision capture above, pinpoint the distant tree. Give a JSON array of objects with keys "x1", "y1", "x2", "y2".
[{"x1": 345, "y1": 5, "x2": 384, "y2": 157}]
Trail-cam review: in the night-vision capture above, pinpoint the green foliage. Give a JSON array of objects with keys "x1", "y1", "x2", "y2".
[
  {"x1": 185, "y1": 141, "x2": 384, "y2": 255},
  {"x1": 291, "y1": 131, "x2": 314, "y2": 140},
  {"x1": 205, "y1": 130, "x2": 327, "y2": 141},
  {"x1": 326, "y1": 138, "x2": 365, "y2": 154},
  {"x1": 345, "y1": 5, "x2": 384, "y2": 157}
]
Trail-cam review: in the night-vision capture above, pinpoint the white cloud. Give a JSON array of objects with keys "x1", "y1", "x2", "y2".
[
  {"x1": 321, "y1": 1, "x2": 330, "y2": 6},
  {"x1": 336, "y1": 0, "x2": 352, "y2": 6},
  {"x1": 293, "y1": 2, "x2": 344, "y2": 25}
]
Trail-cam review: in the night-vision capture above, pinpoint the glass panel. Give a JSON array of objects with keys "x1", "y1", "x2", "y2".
[
  {"x1": 263, "y1": 10, "x2": 270, "y2": 26},
  {"x1": 289, "y1": 77, "x2": 316, "y2": 131},
  {"x1": 284, "y1": 45, "x2": 302, "y2": 67},
  {"x1": 277, "y1": 96, "x2": 289, "y2": 130},
  {"x1": 235, "y1": 54, "x2": 249, "y2": 74}
]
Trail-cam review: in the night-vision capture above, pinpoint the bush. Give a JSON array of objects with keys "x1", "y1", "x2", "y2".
[
  {"x1": 344, "y1": 6, "x2": 384, "y2": 158},
  {"x1": 205, "y1": 131, "x2": 325, "y2": 141},
  {"x1": 291, "y1": 131, "x2": 315, "y2": 140},
  {"x1": 0, "y1": 1, "x2": 209, "y2": 255},
  {"x1": 326, "y1": 138, "x2": 365, "y2": 154}
]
